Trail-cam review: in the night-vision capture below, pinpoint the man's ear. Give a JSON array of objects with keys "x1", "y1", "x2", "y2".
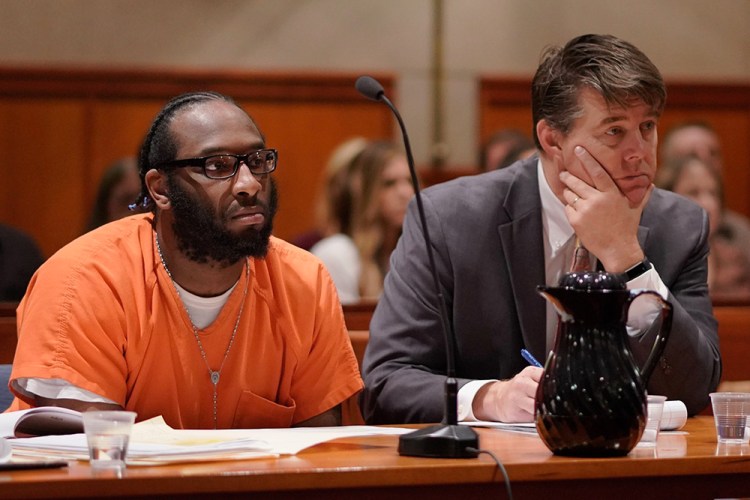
[
  {"x1": 145, "y1": 169, "x2": 171, "y2": 209},
  {"x1": 536, "y1": 119, "x2": 564, "y2": 159}
]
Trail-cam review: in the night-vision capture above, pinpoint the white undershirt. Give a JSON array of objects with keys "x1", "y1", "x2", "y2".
[
  {"x1": 457, "y1": 159, "x2": 668, "y2": 422},
  {"x1": 173, "y1": 281, "x2": 236, "y2": 330},
  {"x1": 14, "y1": 278, "x2": 236, "y2": 405}
]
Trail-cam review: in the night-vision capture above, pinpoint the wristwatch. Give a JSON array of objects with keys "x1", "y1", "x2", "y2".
[{"x1": 624, "y1": 258, "x2": 652, "y2": 281}]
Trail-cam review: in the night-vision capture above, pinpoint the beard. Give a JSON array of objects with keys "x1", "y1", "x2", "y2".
[{"x1": 166, "y1": 175, "x2": 279, "y2": 266}]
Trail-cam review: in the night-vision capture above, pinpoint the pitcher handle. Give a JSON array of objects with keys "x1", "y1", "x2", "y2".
[{"x1": 625, "y1": 290, "x2": 673, "y2": 384}]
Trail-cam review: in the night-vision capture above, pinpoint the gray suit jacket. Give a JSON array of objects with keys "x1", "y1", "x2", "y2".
[{"x1": 361, "y1": 156, "x2": 721, "y2": 423}]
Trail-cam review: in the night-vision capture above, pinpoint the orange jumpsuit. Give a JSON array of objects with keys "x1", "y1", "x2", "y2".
[{"x1": 9, "y1": 215, "x2": 363, "y2": 429}]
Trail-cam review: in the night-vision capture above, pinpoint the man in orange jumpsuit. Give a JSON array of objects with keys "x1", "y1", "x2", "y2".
[{"x1": 9, "y1": 91, "x2": 363, "y2": 429}]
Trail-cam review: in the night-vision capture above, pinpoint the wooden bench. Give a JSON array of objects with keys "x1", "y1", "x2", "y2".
[
  {"x1": 342, "y1": 330, "x2": 369, "y2": 425},
  {"x1": 340, "y1": 302, "x2": 376, "y2": 424},
  {"x1": 0, "y1": 302, "x2": 18, "y2": 318},
  {"x1": 0, "y1": 317, "x2": 17, "y2": 364},
  {"x1": 713, "y1": 305, "x2": 750, "y2": 391},
  {"x1": 342, "y1": 301, "x2": 377, "y2": 331}
]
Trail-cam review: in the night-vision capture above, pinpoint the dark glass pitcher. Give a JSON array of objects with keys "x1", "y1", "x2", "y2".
[{"x1": 535, "y1": 271, "x2": 673, "y2": 457}]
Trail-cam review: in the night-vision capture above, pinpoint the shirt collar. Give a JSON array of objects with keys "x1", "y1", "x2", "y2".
[{"x1": 537, "y1": 158, "x2": 574, "y2": 254}]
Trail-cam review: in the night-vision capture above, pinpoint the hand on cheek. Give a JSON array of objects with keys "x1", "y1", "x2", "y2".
[{"x1": 559, "y1": 146, "x2": 650, "y2": 273}]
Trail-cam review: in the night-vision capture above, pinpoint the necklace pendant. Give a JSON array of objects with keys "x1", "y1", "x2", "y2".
[{"x1": 210, "y1": 371, "x2": 220, "y2": 385}]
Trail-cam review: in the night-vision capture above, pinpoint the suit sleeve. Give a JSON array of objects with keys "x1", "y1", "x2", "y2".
[{"x1": 630, "y1": 205, "x2": 721, "y2": 416}]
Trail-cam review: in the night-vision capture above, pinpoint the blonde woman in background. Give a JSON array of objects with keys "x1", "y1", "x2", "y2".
[
  {"x1": 311, "y1": 140, "x2": 413, "y2": 303},
  {"x1": 655, "y1": 155, "x2": 750, "y2": 299},
  {"x1": 293, "y1": 138, "x2": 367, "y2": 251},
  {"x1": 303, "y1": 138, "x2": 368, "y2": 303}
]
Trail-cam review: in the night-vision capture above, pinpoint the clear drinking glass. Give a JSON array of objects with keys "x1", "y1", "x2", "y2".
[
  {"x1": 709, "y1": 392, "x2": 750, "y2": 444},
  {"x1": 82, "y1": 411, "x2": 137, "y2": 470}
]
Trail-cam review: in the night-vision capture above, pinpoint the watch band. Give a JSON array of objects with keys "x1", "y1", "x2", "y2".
[{"x1": 624, "y1": 258, "x2": 652, "y2": 281}]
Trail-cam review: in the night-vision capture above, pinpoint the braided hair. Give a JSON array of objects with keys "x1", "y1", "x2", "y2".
[{"x1": 130, "y1": 91, "x2": 236, "y2": 212}]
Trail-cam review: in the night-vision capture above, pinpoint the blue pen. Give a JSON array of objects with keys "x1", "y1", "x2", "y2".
[{"x1": 521, "y1": 349, "x2": 543, "y2": 368}]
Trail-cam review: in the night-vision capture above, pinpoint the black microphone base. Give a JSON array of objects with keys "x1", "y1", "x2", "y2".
[{"x1": 398, "y1": 424, "x2": 479, "y2": 458}]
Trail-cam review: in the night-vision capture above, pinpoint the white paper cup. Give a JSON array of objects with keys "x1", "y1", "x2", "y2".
[
  {"x1": 709, "y1": 392, "x2": 750, "y2": 444},
  {"x1": 82, "y1": 411, "x2": 137, "y2": 470}
]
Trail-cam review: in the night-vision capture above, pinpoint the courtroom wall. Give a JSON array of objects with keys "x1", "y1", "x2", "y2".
[
  {"x1": 1, "y1": 0, "x2": 749, "y2": 254},
  {"x1": 1, "y1": 0, "x2": 748, "y2": 165}
]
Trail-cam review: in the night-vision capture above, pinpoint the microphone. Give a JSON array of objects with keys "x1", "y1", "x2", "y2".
[{"x1": 355, "y1": 75, "x2": 479, "y2": 458}]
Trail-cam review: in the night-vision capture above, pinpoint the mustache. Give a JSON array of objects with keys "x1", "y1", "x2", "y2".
[{"x1": 226, "y1": 197, "x2": 268, "y2": 218}]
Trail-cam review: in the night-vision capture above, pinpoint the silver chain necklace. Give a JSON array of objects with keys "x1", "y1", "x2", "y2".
[{"x1": 154, "y1": 234, "x2": 249, "y2": 429}]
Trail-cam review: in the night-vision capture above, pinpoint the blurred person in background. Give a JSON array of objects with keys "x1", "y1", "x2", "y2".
[
  {"x1": 660, "y1": 121, "x2": 750, "y2": 266},
  {"x1": 86, "y1": 157, "x2": 143, "y2": 232},
  {"x1": 292, "y1": 138, "x2": 367, "y2": 251},
  {"x1": 311, "y1": 140, "x2": 413, "y2": 303},
  {"x1": 0, "y1": 224, "x2": 44, "y2": 302},
  {"x1": 656, "y1": 155, "x2": 750, "y2": 298},
  {"x1": 478, "y1": 128, "x2": 536, "y2": 172},
  {"x1": 660, "y1": 121, "x2": 723, "y2": 172}
]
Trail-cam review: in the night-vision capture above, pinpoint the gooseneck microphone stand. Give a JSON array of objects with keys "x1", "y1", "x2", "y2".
[{"x1": 355, "y1": 76, "x2": 479, "y2": 458}]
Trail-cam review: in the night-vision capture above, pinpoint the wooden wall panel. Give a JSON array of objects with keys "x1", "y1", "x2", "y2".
[
  {"x1": 0, "y1": 99, "x2": 88, "y2": 257},
  {"x1": 478, "y1": 78, "x2": 534, "y2": 148},
  {"x1": 0, "y1": 68, "x2": 394, "y2": 257},
  {"x1": 479, "y1": 78, "x2": 750, "y2": 219},
  {"x1": 242, "y1": 102, "x2": 393, "y2": 241},
  {"x1": 479, "y1": 104, "x2": 534, "y2": 145},
  {"x1": 87, "y1": 100, "x2": 165, "y2": 190}
]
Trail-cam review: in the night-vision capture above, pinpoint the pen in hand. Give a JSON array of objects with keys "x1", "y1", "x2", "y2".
[{"x1": 521, "y1": 349, "x2": 543, "y2": 368}]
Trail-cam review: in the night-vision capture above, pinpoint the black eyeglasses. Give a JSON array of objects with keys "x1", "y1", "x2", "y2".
[{"x1": 156, "y1": 149, "x2": 278, "y2": 179}]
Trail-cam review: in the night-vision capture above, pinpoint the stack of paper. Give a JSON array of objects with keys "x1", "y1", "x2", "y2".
[
  {"x1": 461, "y1": 421, "x2": 539, "y2": 435},
  {"x1": 8, "y1": 416, "x2": 409, "y2": 465}
]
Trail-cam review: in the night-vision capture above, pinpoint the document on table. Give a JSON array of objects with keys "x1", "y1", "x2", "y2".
[
  {"x1": 460, "y1": 421, "x2": 538, "y2": 435},
  {"x1": 4, "y1": 414, "x2": 410, "y2": 465}
]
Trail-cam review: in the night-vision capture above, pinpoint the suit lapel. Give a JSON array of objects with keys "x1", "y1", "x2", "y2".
[{"x1": 497, "y1": 159, "x2": 546, "y2": 356}]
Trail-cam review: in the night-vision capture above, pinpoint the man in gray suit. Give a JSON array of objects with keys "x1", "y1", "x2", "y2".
[{"x1": 361, "y1": 34, "x2": 721, "y2": 424}]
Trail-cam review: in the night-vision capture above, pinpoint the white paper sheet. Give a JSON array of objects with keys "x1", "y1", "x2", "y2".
[
  {"x1": 460, "y1": 420, "x2": 539, "y2": 434},
  {"x1": 0, "y1": 409, "x2": 33, "y2": 438}
]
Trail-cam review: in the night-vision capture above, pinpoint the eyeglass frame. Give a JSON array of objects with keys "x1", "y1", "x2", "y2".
[{"x1": 155, "y1": 148, "x2": 279, "y2": 179}]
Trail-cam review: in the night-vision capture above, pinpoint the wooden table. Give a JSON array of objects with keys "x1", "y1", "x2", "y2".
[{"x1": 0, "y1": 417, "x2": 748, "y2": 499}]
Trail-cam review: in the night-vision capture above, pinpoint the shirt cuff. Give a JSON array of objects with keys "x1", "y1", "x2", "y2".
[
  {"x1": 457, "y1": 379, "x2": 498, "y2": 422},
  {"x1": 625, "y1": 265, "x2": 669, "y2": 336},
  {"x1": 626, "y1": 264, "x2": 668, "y2": 300},
  {"x1": 13, "y1": 377, "x2": 118, "y2": 405}
]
